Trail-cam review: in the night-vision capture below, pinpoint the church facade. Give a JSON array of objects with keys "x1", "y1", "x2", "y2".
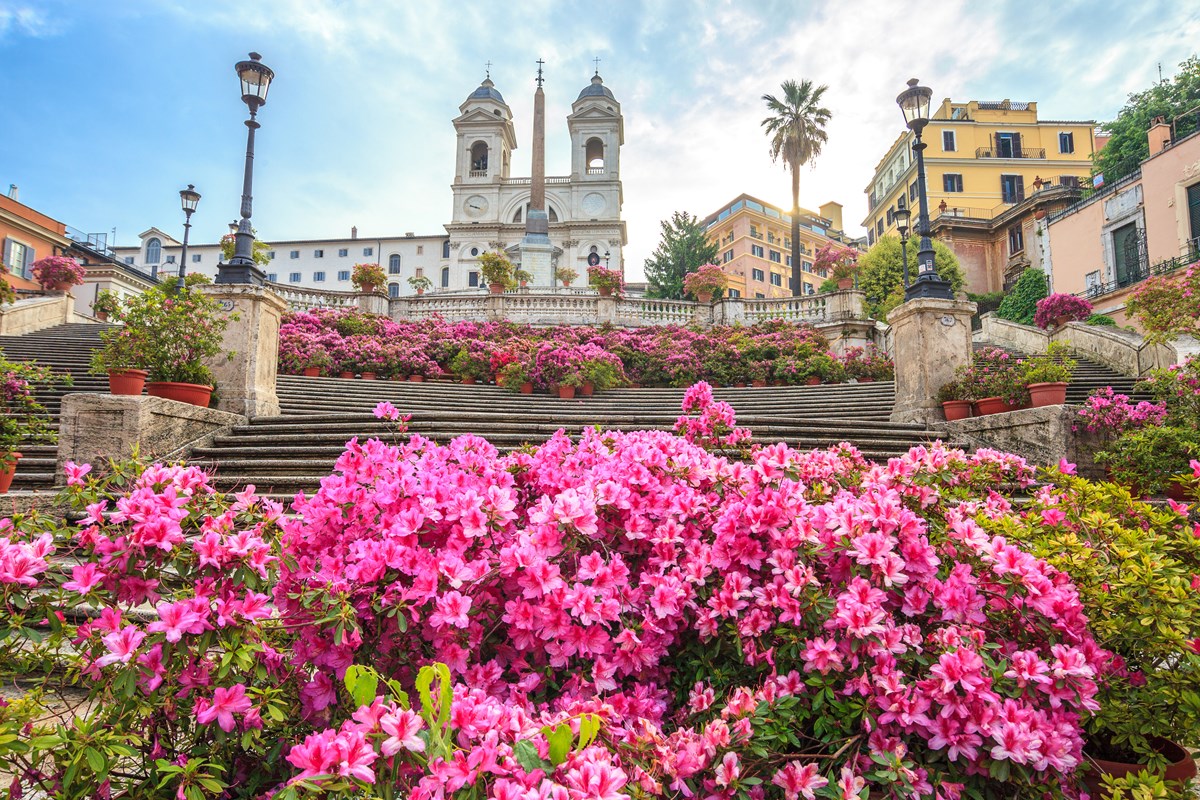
[
  {"x1": 445, "y1": 73, "x2": 627, "y2": 286},
  {"x1": 113, "y1": 72, "x2": 627, "y2": 295}
]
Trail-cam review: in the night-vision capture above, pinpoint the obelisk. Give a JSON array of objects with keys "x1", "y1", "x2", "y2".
[{"x1": 519, "y1": 59, "x2": 554, "y2": 286}]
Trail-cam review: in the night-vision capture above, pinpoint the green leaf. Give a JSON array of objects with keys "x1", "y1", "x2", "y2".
[
  {"x1": 512, "y1": 739, "x2": 549, "y2": 773},
  {"x1": 577, "y1": 714, "x2": 600, "y2": 749},
  {"x1": 84, "y1": 746, "x2": 105, "y2": 773},
  {"x1": 547, "y1": 723, "x2": 572, "y2": 766}
]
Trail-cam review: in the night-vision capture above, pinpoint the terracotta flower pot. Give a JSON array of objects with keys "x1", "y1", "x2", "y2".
[
  {"x1": 837, "y1": 278, "x2": 854, "y2": 290},
  {"x1": 339, "y1": 371, "x2": 354, "y2": 379},
  {"x1": 942, "y1": 400, "x2": 973, "y2": 421},
  {"x1": 95, "y1": 311, "x2": 108, "y2": 322},
  {"x1": 393, "y1": 375, "x2": 408, "y2": 382},
  {"x1": 598, "y1": 287, "x2": 613, "y2": 297},
  {"x1": 562, "y1": 280, "x2": 571, "y2": 287},
  {"x1": 359, "y1": 283, "x2": 377, "y2": 294},
  {"x1": 303, "y1": 367, "x2": 320, "y2": 377},
  {"x1": 1084, "y1": 738, "x2": 1197, "y2": 799},
  {"x1": 409, "y1": 374, "x2": 425, "y2": 383},
  {"x1": 360, "y1": 372, "x2": 377, "y2": 380},
  {"x1": 581, "y1": 382, "x2": 594, "y2": 397},
  {"x1": 1054, "y1": 314, "x2": 1070, "y2": 328},
  {"x1": 858, "y1": 377, "x2": 875, "y2": 383},
  {"x1": 752, "y1": 379, "x2": 767, "y2": 388},
  {"x1": 696, "y1": 290, "x2": 713, "y2": 303},
  {"x1": 558, "y1": 385, "x2": 576, "y2": 400},
  {"x1": 805, "y1": 377, "x2": 821, "y2": 386},
  {"x1": 108, "y1": 368, "x2": 148, "y2": 396},
  {"x1": 1166, "y1": 481, "x2": 1191, "y2": 501},
  {"x1": 0, "y1": 453, "x2": 21, "y2": 493},
  {"x1": 973, "y1": 396, "x2": 1009, "y2": 416},
  {"x1": 146, "y1": 381, "x2": 213, "y2": 408},
  {"x1": 52, "y1": 280, "x2": 74, "y2": 292},
  {"x1": 1027, "y1": 381, "x2": 1068, "y2": 407},
  {"x1": 416, "y1": 288, "x2": 425, "y2": 295},
  {"x1": 520, "y1": 382, "x2": 534, "y2": 394},
  {"x1": 462, "y1": 377, "x2": 476, "y2": 385},
  {"x1": 488, "y1": 283, "x2": 505, "y2": 295}
]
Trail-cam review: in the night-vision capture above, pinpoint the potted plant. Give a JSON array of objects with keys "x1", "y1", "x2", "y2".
[
  {"x1": 351, "y1": 262, "x2": 387, "y2": 294},
  {"x1": 1034, "y1": 292, "x2": 1094, "y2": 329},
  {"x1": 557, "y1": 267, "x2": 578, "y2": 288},
  {"x1": 936, "y1": 378, "x2": 973, "y2": 420},
  {"x1": 682, "y1": 263, "x2": 728, "y2": 303},
  {"x1": 478, "y1": 252, "x2": 516, "y2": 294},
  {"x1": 988, "y1": 470, "x2": 1200, "y2": 796},
  {"x1": 815, "y1": 243, "x2": 860, "y2": 290},
  {"x1": 514, "y1": 268, "x2": 532, "y2": 288},
  {"x1": 117, "y1": 275, "x2": 232, "y2": 407},
  {"x1": 0, "y1": 353, "x2": 64, "y2": 492},
  {"x1": 498, "y1": 359, "x2": 534, "y2": 394},
  {"x1": 30, "y1": 255, "x2": 86, "y2": 292},
  {"x1": 91, "y1": 289, "x2": 121, "y2": 322},
  {"x1": 1021, "y1": 342, "x2": 1076, "y2": 406},
  {"x1": 90, "y1": 325, "x2": 150, "y2": 395},
  {"x1": 587, "y1": 264, "x2": 625, "y2": 298},
  {"x1": 449, "y1": 343, "x2": 492, "y2": 385},
  {"x1": 407, "y1": 275, "x2": 433, "y2": 296},
  {"x1": 303, "y1": 347, "x2": 332, "y2": 378},
  {"x1": 965, "y1": 347, "x2": 1029, "y2": 415}
]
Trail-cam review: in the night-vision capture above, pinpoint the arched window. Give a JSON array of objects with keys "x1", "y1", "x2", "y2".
[
  {"x1": 441, "y1": 266, "x2": 450, "y2": 288},
  {"x1": 512, "y1": 206, "x2": 523, "y2": 223},
  {"x1": 512, "y1": 203, "x2": 558, "y2": 223},
  {"x1": 388, "y1": 254, "x2": 401, "y2": 274},
  {"x1": 146, "y1": 238, "x2": 161, "y2": 264},
  {"x1": 470, "y1": 141, "x2": 489, "y2": 172},
  {"x1": 442, "y1": 240, "x2": 451, "y2": 259},
  {"x1": 585, "y1": 137, "x2": 605, "y2": 171},
  {"x1": 388, "y1": 283, "x2": 400, "y2": 298}
]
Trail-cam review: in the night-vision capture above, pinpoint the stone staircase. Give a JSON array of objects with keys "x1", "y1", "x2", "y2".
[
  {"x1": 0, "y1": 323, "x2": 1156, "y2": 497},
  {"x1": 973, "y1": 343, "x2": 1152, "y2": 404}
]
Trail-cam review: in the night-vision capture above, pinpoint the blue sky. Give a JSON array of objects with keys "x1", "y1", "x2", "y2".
[{"x1": 2, "y1": 1, "x2": 1198, "y2": 280}]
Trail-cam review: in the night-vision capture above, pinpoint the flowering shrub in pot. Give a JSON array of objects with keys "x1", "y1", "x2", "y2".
[
  {"x1": 90, "y1": 288, "x2": 121, "y2": 320},
  {"x1": 1021, "y1": 342, "x2": 1077, "y2": 406},
  {"x1": 586, "y1": 264, "x2": 624, "y2": 297},
  {"x1": 936, "y1": 378, "x2": 974, "y2": 420},
  {"x1": 840, "y1": 344, "x2": 894, "y2": 382},
  {"x1": 1075, "y1": 387, "x2": 1167, "y2": 445},
  {"x1": 448, "y1": 341, "x2": 493, "y2": 383},
  {"x1": 1034, "y1": 293, "x2": 1094, "y2": 329},
  {"x1": 498, "y1": 358, "x2": 534, "y2": 393},
  {"x1": 478, "y1": 251, "x2": 516, "y2": 292},
  {"x1": 556, "y1": 266, "x2": 578, "y2": 286},
  {"x1": 815, "y1": 242, "x2": 859, "y2": 289},
  {"x1": 0, "y1": 352, "x2": 65, "y2": 490},
  {"x1": 29, "y1": 254, "x2": 85, "y2": 290},
  {"x1": 958, "y1": 347, "x2": 1029, "y2": 413},
  {"x1": 682, "y1": 262, "x2": 729, "y2": 302},
  {"x1": 407, "y1": 275, "x2": 432, "y2": 295},
  {"x1": 351, "y1": 262, "x2": 386, "y2": 292},
  {"x1": 1094, "y1": 426, "x2": 1200, "y2": 497}
]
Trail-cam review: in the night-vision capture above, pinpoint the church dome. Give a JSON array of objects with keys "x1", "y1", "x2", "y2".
[
  {"x1": 468, "y1": 78, "x2": 505, "y2": 104},
  {"x1": 576, "y1": 74, "x2": 614, "y2": 101}
]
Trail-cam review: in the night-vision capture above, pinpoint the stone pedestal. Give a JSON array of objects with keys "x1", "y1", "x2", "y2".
[
  {"x1": 357, "y1": 291, "x2": 389, "y2": 317},
  {"x1": 888, "y1": 297, "x2": 976, "y2": 424},
  {"x1": 197, "y1": 284, "x2": 288, "y2": 418},
  {"x1": 936, "y1": 405, "x2": 1104, "y2": 478},
  {"x1": 596, "y1": 295, "x2": 618, "y2": 325},
  {"x1": 518, "y1": 239, "x2": 554, "y2": 287},
  {"x1": 56, "y1": 394, "x2": 245, "y2": 483}
]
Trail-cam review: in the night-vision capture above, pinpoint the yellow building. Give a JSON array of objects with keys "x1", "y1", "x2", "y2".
[
  {"x1": 702, "y1": 194, "x2": 857, "y2": 299},
  {"x1": 862, "y1": 99, "x2": 1097, "y2": 292}
]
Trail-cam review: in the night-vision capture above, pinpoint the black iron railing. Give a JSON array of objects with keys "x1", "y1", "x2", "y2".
[
  {"x1": 975, "y1": 146, "x2": 1046, "y2": 159},
  {"x1": 1077, "y1": 249, "x2": 1198, "y2": 300}
]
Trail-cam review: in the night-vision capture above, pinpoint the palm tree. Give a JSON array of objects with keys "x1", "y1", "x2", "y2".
[{"x1": 762, "y1": 79, "x2": 831, "y2": 297}]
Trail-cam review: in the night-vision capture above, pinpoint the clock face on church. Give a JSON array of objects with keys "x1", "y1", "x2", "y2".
[{"x1": 464, "y1": 195, "x2": 489, "y2": 218}]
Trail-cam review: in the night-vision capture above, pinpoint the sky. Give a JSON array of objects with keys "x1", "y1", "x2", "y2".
[{"x1": 2, "y1": 1, "x2": 1199, "y2": 281}]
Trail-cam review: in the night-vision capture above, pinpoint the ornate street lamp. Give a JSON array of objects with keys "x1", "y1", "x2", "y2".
[
  {"x1": 604, "y1": 250, "x2": 610, "y2": 268},
  {"x1": 218, "y1": 52, "x2": 275, "y2": 285},
  {"x1": 897, "y1": 78, "x2": 953, "y2": 301},
  {"x1": 894, "y1": 195, "x2": 911, "y2": 288},
  {"x1": 176, "y1": 184, "x2": 200, "y2": 288}
]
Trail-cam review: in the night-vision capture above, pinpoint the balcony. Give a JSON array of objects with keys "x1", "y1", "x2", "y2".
[
  {"x1": 468, "y1": 170, "x2": 488, "y2": 177},
  {"x1": 586, "y1": 167, "x2": 605, "y2": 175},
  {"x1": 749, "y1": 231, "x2": 764, "y2": 240},
  {"x1": 975, "y1": 146, "x2": 1046, "y2": 159}
]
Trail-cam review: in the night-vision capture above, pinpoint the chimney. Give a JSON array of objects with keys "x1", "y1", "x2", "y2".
[
  {"x1": 1148, "y1": 116, "x2": 1172, "y2": 156},
  {"x1": 7, "y1": 184, "x2": 17, "y2": 201},
  {"x1": 351, "y1": 226, "x2": 358, "y2": 240}
]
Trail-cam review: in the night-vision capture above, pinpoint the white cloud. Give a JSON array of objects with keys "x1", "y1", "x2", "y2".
[{"x1": 0, "y1": 4, "x2": 58, "y2": 41}]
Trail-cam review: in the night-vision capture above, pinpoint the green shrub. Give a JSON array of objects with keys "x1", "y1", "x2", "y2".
[
  {"x1": 856, "y1": 235, "x2": 964, "y2": 318},
  {"x1": 996, "y1": 268, "x2": 1048, "y2": 325},
  {"x1": 1086, "y1": 313, "x2": 1117, "y2": 327}
]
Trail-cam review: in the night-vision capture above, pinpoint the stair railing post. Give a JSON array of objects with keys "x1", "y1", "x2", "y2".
[{"x1": 887, "y1": 297, "x2": 976, "y2": 425}]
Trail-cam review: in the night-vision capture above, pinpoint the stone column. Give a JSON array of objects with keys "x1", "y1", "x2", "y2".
[
  {"x1": 356, "y1": 291, "x2": 389, "y2": 317},
  {"x1": 197, "y1": 284, "x2": 288, "y2": 418},
  {"x1": 887, "y1": 297, "x2": 976, "y2": 425},
  {"x1": 596, "y1": 295, "x2": 618, "y2": 326},
  {"x1": 826, "y1": 289, "x2": 865, "y2": 321}
]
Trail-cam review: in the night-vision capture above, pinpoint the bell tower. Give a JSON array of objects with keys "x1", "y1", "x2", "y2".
[
  {"x1": 452, "y1": 76, "x2": 516, "y2": 186},
  {"x1": 567, "y1": 73, "x2": 623, "y2": 180}
]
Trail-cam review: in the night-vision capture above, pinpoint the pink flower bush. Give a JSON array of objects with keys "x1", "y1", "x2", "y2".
[
  {"x1": 29, "y1": 255, "x2": 86, "y2": 289},
  {"x1": 1034, "y1": 293, "x2": 1093, "y2": 329},
  {"x1": 1074, "y1": 386, "x2": 1167, "y2": 440},
  {"x1": 0, "y1": 389, "x2": 1117, "y2": 799}
]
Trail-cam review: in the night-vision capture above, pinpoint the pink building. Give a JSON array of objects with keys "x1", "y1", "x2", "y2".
[{"x1": 1046, "y1": 120, "x2": 1200, "y2": 325}]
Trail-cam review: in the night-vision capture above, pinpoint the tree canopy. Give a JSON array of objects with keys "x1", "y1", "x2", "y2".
[
  {"x1": 856, "y1": 235, "x2": 964, "y2": 319},
  {"x1": 643, "y1": 212, "x2": 720, "y2": 299},
  {"x1": 762, "y1": 79, "x2": 831, "y2": 297},
  {"x1": 1093, "y1": 55, "x2": 1200, "y2": 184}
]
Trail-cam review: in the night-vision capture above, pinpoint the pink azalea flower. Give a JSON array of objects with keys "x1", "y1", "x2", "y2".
[
  {"x1": 95, "y1": 625, "x2": 146, "y2": 668},
  {"x1": 195, "y1": 684, "x2": 253, "y2": 732},
  {"x1": 63, "y1": 460, "x2": 92, "y2": 487},
  {"x1": 62, "y1": 563, "x2": 106, "y2": 594}
]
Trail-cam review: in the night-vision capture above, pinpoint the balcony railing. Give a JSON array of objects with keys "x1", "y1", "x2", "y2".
[
  {"x1": 468, "y1": 170, "x2": 487, "y2": 177},
  {"x1": 1076, "y1": 245, "x2": 1200, "y2": 301},
  {"x1": 586, "y1": 167, "x2": 605, "y2": 175},
  {"x1": 974, "y1": 146, "x2": 1046, "y2": 159}
]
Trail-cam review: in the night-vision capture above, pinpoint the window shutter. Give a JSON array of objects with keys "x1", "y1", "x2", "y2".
[
  {"x1": 1187, "y1": 183, "x2": 1200, "y2": 243},
  {"x1": 24, "y1": 246, "x2": 34, "y2": 278},
  {"x1": 993, "y1": 133, "x2": 1000, "y2": 155},
  {"x1": 1012, "y1": 131, "x2": 1022, "y2": 157},
  {"x1": 1015, "y1": 175, "x2": 1025, "y2": 202},
  {"x1": 2, "y1": 239, "x2": 11, "y2": 271}
]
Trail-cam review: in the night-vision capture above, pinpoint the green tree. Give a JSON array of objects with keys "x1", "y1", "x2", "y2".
[
  {"x1": 856, "y1": 235, "x2": 964, "y2": 319},
  {"x1": 644, "y1": 212, "x2": 720, "y2": 299},
  {"x1": 220, "y1": 231, "x2": 272, "y2": 268},
  {"x1": 1093, "y1": 55, "x2": 1200, "y2": 184},
  {"x1": 996, "y1": 268, "x2": 1048, "y2": 325},
  {"x1": 762, "y1": 79, "x2": 831, "y2": 297}
]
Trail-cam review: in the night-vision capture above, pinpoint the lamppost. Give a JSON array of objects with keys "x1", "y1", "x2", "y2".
[
  {"x1": 604, "y1": 250, "x2": 610, "y2": 268},
  {"x1": 897, "y1": 78, "x2": 953, "y2": 301},
  {"x1": 894, "y1": 195, "x2": 911, "y2": 288},
  {"x1": 177, "y1": 184, "x2": 201, "y2": 288},
  {"x1": 218, "y1": 52, "x2": 275, "y2": 285}
]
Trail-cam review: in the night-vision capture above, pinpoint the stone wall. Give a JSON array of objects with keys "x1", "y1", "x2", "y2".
[
  {"x1": 57, "y1": 394, "x2": 245, "y2": 482},
  {"x1": 0, "y1": 294, "x2": 74, "y2": 337},
  {"x1": 936, "y1": 405, "x2": 1104, "y2": 479}
]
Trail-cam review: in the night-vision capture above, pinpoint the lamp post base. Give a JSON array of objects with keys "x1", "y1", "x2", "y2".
[
  {"x1": 216, "y1": 261, "x2": 267, "y2": 286},
  {"x1": 904, "y1": 276, "x2": 953, "y2": 302}
]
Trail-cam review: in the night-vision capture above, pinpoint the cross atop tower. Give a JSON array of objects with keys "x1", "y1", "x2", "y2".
[
  {"x1": 485, "y1": 60, "x2": 492, "y2": 79},
  {"x1": 536, "y1": 58, "x2": 545, "y2": 87},
  {"x1": 593, "y1": 56, "x2": 601, "y2": 76}
]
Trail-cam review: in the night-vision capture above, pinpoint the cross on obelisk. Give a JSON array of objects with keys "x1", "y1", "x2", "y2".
[
  {"x1": 519, "y1": 57, "x2": 553, "y2": 287},
  {"x1": 536, "y1": 58, "x2": 545, "y2": 87},
  {"x1": 593, "y1": 56, "x2": 601, "y2": 75}
]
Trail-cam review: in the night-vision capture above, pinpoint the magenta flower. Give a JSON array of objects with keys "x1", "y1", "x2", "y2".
[{"x1": 195, "y1": 684, "x2": 253, "y2": 732}]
